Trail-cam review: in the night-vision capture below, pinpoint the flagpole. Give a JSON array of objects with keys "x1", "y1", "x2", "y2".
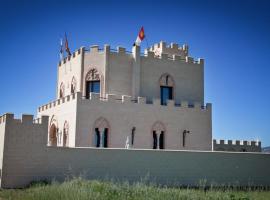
[{"x1": 145, "y1": 36, "x2": 150, "y2": 49}]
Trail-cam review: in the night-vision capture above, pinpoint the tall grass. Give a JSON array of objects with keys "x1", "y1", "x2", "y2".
[{"x1": 0, "y1": 177, "x2": 269, "y2": 200}]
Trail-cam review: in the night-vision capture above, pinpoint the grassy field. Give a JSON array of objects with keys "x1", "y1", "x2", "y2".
[{"x1": 0, "y1": 178, "x2": 269, "y2": 200}]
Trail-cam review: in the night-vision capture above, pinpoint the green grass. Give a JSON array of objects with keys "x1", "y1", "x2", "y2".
[{"x1": 0, "y1": 178, "x2": 269, "y2": 200}]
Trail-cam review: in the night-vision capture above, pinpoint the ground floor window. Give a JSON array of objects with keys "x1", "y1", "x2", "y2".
[{"x1": 153, "y1": 131, "x2": 164, "y2": 149}]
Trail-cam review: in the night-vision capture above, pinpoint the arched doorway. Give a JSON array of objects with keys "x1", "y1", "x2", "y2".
[{"x1": 49, "y1": 124, "x2": 57, "y2": 146}]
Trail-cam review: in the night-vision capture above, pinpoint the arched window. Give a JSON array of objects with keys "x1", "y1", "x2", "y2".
[
  {"x1": 152, "y1": 121, "x2": 166, "y2": 149},
  {"x1": 49, "y1": 116, "x2": 58, "y2": 146},
  {"x1": 63, "y1": 121, "x2": 69, "y2": 147},
  {"x1": 93, "y1": 117, "x2": 110, "y2": 148},
  {"x1": 59, "y1": 83, "x2": 65, "y2": 98},
  {"x1": 159, "y1": 73, "x2": 175, "y2": 105},
  {"x1": 85, "y1": 68, "x2": 100, "y2": 99},
  {"x1": 71, "y1": 77, "x2": 77, "y2": 94}
]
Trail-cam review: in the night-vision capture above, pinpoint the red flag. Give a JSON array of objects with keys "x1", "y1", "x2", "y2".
[{"x1": 134, "y1": 26, "x2": 145, "y2": 46}]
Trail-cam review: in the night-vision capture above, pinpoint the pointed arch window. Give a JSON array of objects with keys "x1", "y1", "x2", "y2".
[
  {"x1": 85, "y1": 68, "x2": 100, "y2": 99},
  {"x1": 159, "y1": 74, "x2": 174, "y2": 105},
  {"x1": 152, "y1": 121, "x2": 166, "y2": 149},
  {"x1": 93, "y1": 117, "x2": 109, "y2": 148},
  {"x1": 59, "y1": 83, "x2": 65, "y2": 98},
  {"x1": 71, "y1": 77, "x2": 77, "y2": 94},
  {"x1": 63, "y1": 121, "x2": 69, "y2": 147},
  {"x1": 49, "y1": 116, "x2": 58, "y2": 146}
]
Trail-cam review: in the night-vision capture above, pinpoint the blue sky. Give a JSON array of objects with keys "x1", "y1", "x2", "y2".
[{"x1": 0, "y1": 0, "x2": 269, "y2": 146}]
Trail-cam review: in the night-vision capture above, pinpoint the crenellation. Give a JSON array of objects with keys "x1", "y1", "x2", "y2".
[
  {"x1": 22, "y1": 114, "x2": 34, "y2": 124},
  {"x1": 138, "y1": 96, "x2": 146, "y2": 104},
  {"x1": 117, "y1": 46, "x2": 126, "y2": 54},
  {"x1": 146, "y1": 50, "x2": 155, "y2": 58},
  {"x1": 160, "y1": 53, "x2": 168, "y2": 60},
  {"x1": 167, "y1": 100, "x2": 175, "y2": 107},
  {"x1": 38, "y1": 92, "x2": 210, "y2": 115},
  {"x1": 172, "y1": 54, "x2": 181, "y2": 61},
  {"x1": 183, "y1": 44, "x2": 188, "y2": 52},
  {"x1": 160, "y1": 41, "x2": 166, "y2": 49},
  {"x1": 206, "y1": 103, "x2": 212, "y2": 110},
  {"x1": 153, "y1": 98, "x2": 161, "y2": 106},
  {"x1": 90, "y1": 45, "x2": 99, "y2": 53},
  {"x1": 122, "y1": 95, "x2": 132, "y2": 103},
  {"x1": 194, "y1": 102, "x2": 201, "y2": 109},
  {"x1": 170, "y1": 43, "x2": 179, "y2": 50},
  {"x1": 106, "y1": 94, "x2": 119, "y2": 102},
  {"x1": 198, "y1": 58, "x2": 204, "y2": 65},
  {"x1": 181, "y1": 101, "x2": 188, "y2": 108},
  {"x1": 186, "y1": 56, "x2": 194, "y2": 63},
  {"x1": 90, "y1": 92, "x2": 100, "y2": 101}
]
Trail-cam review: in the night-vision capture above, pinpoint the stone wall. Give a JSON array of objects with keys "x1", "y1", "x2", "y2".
[
  {"x1": 213, "y1": 139, "x2": 261, "y2": 152},
  {"x1": 0, "y1": 113, "x2": 270, "y2": 188}
]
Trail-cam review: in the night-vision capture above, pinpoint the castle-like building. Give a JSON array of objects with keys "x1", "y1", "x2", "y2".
[
  {"x1": 0, "y1": 41, "x2": 267, "y2": 189},
  {"x1": 36, "y1": 41, "x2": 261, "y2": 152},
  {"x1": 38, "y1": 41, "x2": 212, "y2": 150}
]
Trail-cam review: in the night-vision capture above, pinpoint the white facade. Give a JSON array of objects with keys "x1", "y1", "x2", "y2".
[{"x1": 38, "y1": 41, "x2": 212, "y2": 150}]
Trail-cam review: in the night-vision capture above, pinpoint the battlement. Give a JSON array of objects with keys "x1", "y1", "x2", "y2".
[
  {"x1": 58, "y1": 47, "x2": 85, "y2": 67},
  {"x1": 144, "y1": 49, "x2": 203, "y2": 65},
  {"x1": 148, "y1": 41, "x2": 189, "y2": 58},
  {"x1": 213, "y1": 139, "x2": 262, "y2": 152},
  {"x1": 38, "y1": 92, "x2": 78, "y2": 113},
  {"x1": 86, "y1": 92, "x2": 211, "y2": 111},
  {"x1": 38, "y1": 92, "x2": 211, "y2": 114},
  {"x1": 58, "y1": 42, "x2": 203, "y2": 68},
  {"x1": 0, "y1": 113, "x2": 49, "y2": 125}
]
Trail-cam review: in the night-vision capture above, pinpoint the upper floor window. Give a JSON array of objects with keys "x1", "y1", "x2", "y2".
[
  {"x1": 85, "y1": 68, "x2": 100, "y2": 99},
  {"x1": 59, "y1": 83, "x2": 65, "y2": 98},
  {"x1": 71, "y1": 77, "x2": 77, "y2": 94},
  {"x1": 160, "y1": 86, "x2": 173, "y2": 105},
  {"x1": 159, "y1": 74, "x2": 174, "y2": 105}
]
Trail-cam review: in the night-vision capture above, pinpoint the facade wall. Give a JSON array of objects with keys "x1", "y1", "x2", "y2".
[
  {"x1": 76, "y1": 93, "x2": 211, "y2": 150},
  {"x1": 107, "y1": 51, "x2": 133, "y2": 96},
  {"x1": 57, "y1": 48, "x2": 84, "y2": 98},
  {"x1": 140, "y1": 55, "x2": 204, "y2": 104},
  {"x1": 0, "y1": 115, "x2": 270, "y2": 189},
  {"x1": 37, "y1": 94, "x2": 78, "y2": 147}
]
